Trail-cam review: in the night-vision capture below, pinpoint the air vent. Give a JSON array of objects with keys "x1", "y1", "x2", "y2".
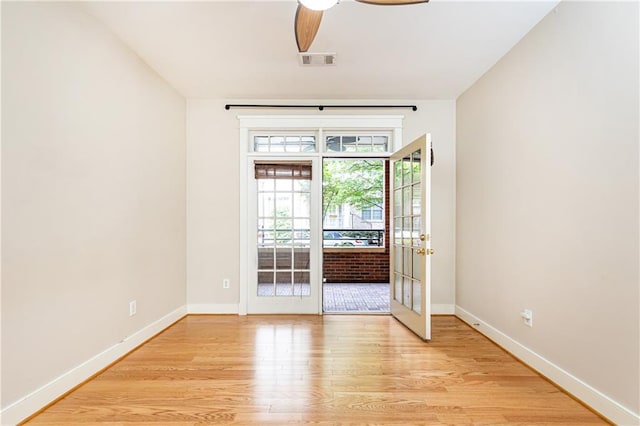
[{"x1": 298, "y1": 52, "x2": 337, "y2": 67}]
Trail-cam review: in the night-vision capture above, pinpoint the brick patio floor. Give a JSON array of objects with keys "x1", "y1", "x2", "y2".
[
  {"x1": 323, "y1": 283, "x2": 390, "y2": 313},
  {"x1": 256, "y1": 282, "x2": 390, "y2": 313}
]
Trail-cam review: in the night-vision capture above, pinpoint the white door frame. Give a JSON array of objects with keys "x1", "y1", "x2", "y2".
[{"x1": 238, "y1": 115, "x2": 404, "y2": 315}]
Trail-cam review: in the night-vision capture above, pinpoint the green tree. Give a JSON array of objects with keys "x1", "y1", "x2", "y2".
[{"x1": 322, "y1": 159, "x2": 383, "y2": 222}]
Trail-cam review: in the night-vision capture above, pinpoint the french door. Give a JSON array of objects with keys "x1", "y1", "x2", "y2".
[
  {"x1": 247, "y1": 158, "x2": 321, "y2": 313},
  {"x1": 390, "y1": 134, "x2": 432, "y2": 340}
]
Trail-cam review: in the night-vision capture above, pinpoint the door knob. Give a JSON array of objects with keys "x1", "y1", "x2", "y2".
[{"x1": 416, "y1": 248, "x2": 425, "y2": 255}]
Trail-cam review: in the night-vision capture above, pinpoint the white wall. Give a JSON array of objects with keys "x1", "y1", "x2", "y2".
[
  {"x1": 456, "y1": 1, "x2": 639, "y2": 423},
  {"x1": 187, "y1": 100, "x2": 455, "y2": 313},
  {"x1": 1, "y1": 2, "x2": 186, "y2": 423}
]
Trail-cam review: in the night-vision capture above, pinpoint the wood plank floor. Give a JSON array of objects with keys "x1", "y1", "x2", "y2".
[{"x1": 25, "y1": 315, "x2": 608, "y2": 425}]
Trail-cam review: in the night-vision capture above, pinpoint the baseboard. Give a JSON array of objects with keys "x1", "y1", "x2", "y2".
[
  {"x1": 186, "y1": 304, "x2": 452, "y2": 315},
  {"x1": 188, "y1": 303, "x2": 239, "y2": 314},
  {"x1": 0, "y1": 305, "x2": 187, "y2": 426},
  {"x1": 455, "y1": 305, "x2": 640, "y2": 426},
  {"x1": 432, "y1": 303, "x2": 455, "y2": 315}
]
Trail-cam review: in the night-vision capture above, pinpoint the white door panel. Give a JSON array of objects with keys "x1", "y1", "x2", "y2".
[
  {"x1": 390, "y1": 134, "x2": 432, "y2": 340},
  {"x1": 248, "y1": 158, "x2": 321, "y2": 314}
]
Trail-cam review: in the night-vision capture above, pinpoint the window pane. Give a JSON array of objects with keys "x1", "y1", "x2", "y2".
[
  {"x1": 325, "y1": 135, "x2": 388, "y2": 152},
  {"x1": 253, "y1": 135, "x2": 316, "y2": 153}
]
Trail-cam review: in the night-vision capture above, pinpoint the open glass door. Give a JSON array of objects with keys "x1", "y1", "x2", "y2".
[{"x1": 390, "y1": 134, "x2": 432, "y2": 340}]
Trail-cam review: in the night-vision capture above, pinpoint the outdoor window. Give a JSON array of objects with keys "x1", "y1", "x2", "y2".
[
  {"x1": 361, "y1": 207, "x2": 383, "y2": 221},
  {"x1": 322, "y1": 158, "x2": 385, "y2": 248}
]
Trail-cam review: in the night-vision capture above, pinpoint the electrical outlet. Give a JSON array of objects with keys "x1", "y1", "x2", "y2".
[
  {"x1": 521, "y1": 309, "x2": 533, "y2": 327},
  {"x1": 129, "y1": 300, "x2": 137, "y2": 316},
  {"x1": 223, "y1": 279, "x2": 230, "y2": 289}
]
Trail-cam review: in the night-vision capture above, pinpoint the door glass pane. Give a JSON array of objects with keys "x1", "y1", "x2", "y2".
[
  {"x1": 258, "y1": 179, "x2": 274, "y2": 191},
  {"x1": 412, "y1": 150, "x2": 421, "y2": 182},
  {"x1": 394, "y1": 246, "x2": 402, "y2": 273},
  {"x1": 394, "y1": 161, "x2": 402, "y2": 188},
  {"x1": 275, "y1": 179, "x2": 292, "y2": 191},
  {"x1": 294, "y1": 272, "x2": 310, "y2": 296},
  {"x1": 276, "y1": 272, "x2": 292, "y2": 295},
  {"x1": 403, "y1": 247, "x2": 411, "y2": 276},
  {"x1": 403, "y1": 218, "x2": 411, "y2": 245},
  {"x1": 276, "y1": 195, "x2": 292, "y2": 216},
  {"x1": 412, "y1": 217, "x2": 421, "y2": 244},
  {"x1": 275, "y1": 248, "x2": 292, "y2": 269},
  {"x1": 412, "y1": 249, "x2": 422, "y2": 281},
  {"x1": 395, "y1": 274, "x2": 402, "y2": 302},
  {"x1": 412, "y1": 183, "x2": 421, "y2": 216},
  {"x1": 412, "y1": 280, "x2": 421, "y2": 314},
  {"x1": 394, "y1": 190, "x2": 402, "y2": 216},
  {"x1": 402, "y1": 157, "x2": 412, "y2": 185},
  {"x1": 294, "y1": 179, "x2": 310, "y2": 192},
  {"x1": 258, "y1": 194, "x2": 274, "y2": 217},
  {"x1": 293, "y1": 193, "x2": 308, "y2": 214},
  {"x1": 403, "y1": 186, "x2": 411, "y2": 216},
  {"x1": 403, "y1": 277, "x2": 411, "y2": 308},
  {"x1": 294, "y1": 248, "x2": 310, "y2": 269},
  {"x1": 394, "y1": 220, "x2": 402, "y2": 246},
  {"x1": 258, "y1": 248, "x2": 274, "y2": 269},
  {"x1": 258, "y1": 272, "x2": 274, "y2": 296}
]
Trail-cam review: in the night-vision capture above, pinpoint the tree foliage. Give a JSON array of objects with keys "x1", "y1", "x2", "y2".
[{"x1": 322, "y1": 159, "x2": 384, "y2": 220}]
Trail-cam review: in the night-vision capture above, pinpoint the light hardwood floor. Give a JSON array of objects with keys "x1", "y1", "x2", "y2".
[{"x1": 25, "y1": 315, "x2": 608, "y2": 425}]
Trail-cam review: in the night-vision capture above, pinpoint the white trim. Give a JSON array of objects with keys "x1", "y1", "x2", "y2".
[
  {"x1": 238, "y1": 127, "x2": 249, "y2": 315},
  {"x1": 238, "y1": 115, "x2": 404, "y2": 130},
  {"x1": 431, "y1": 304, "x2": 455, "y2": 315},
  {"x1": 455, "y1": 305, "x2": 640, "y2": 426},
  {"x1": 188, "y1": 304, "x2": 239, "y2": 314},
  {"x1": 238, "y1": 115, "x2": 404, "y2": 316},
  {"x1": 0, "y1": 306, "x2": 187, "y2": 426}
]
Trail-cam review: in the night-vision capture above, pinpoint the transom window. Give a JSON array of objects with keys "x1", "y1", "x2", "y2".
[
  {"x1": 325, "y1": 135, "x2": 388, "y2": 153},
  {"x1": 253, "y1": 135, "x2": 316, "y2": 153}
]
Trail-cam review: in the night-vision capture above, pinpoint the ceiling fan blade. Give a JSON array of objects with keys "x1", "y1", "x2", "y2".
[
  {"x1": 295, "y1": 4, "x2": 323, "y2": 53},
  {"x1": 355, "y1": 0, "x2": 428, "y2": 5}
]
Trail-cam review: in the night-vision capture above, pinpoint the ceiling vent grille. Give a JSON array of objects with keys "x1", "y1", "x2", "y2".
[{"x1": 298, "y1": 52, "x2": 336, "y2": 67}]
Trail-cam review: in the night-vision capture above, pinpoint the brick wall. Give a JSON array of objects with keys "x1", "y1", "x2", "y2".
[
  {"x1": 323, "y1": 251, "x2": 389, "y2": 283},
  {"x1": 323, "y1": 161, "x2": 390, "y2": 283}
]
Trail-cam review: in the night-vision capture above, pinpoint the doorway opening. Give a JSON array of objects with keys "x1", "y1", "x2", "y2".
[{"x1": 322, "y1": 157, "x2": 390, "y2": 313}]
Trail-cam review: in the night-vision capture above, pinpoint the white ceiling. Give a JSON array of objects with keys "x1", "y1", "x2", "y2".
[{"x1": 78, "y1": 0, "x2": 559, "y2": 100}]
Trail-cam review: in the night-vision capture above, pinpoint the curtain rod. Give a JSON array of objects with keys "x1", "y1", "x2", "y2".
[{"x1": 224, "y1": 104, "x2": 418, "y2": 111}]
